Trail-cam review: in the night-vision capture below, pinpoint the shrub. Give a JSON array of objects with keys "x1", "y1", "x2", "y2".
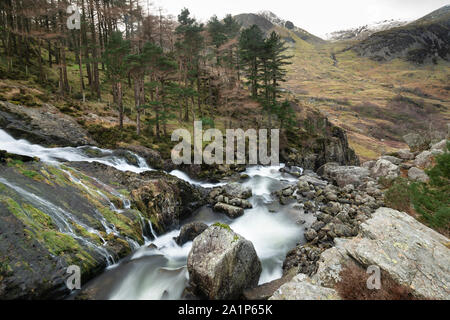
[
  {"x1": 384, "y1": 177, "x2": 412, "y2": 213},
  {"x1": 335, "y1": 263, "x2": 418, "y2": 300},
  {"x1": 409, "y1": 141, "x2": 450, "y2": 233}
]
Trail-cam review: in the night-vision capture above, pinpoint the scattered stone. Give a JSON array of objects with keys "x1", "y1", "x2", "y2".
[
  {"x1": 305, "y1": 229, "x2": 318, "y2": 241},
  {"x1": 298, "y1": 175, "x2": 328, "y2": 188}
]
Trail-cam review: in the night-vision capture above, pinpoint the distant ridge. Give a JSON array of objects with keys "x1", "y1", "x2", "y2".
[
  {"x1": 352, "y1": 5, "x2": 450, "y2": 63},
  {"x1": 233, "y1": 11, "x2": 324, "y2": 44}
]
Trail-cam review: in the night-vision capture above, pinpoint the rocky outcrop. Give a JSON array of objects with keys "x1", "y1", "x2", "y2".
[
  {"x1": 187, "y1": 225, "x2": 262, "y2": 300},
  {"x1": 175, "y1": 222, "x2": 208, "y2": 246},
  {"x1": 283, "y1": 120, "x2": 360, "y2": 171},
  {"x1": 0, "y1": 101, "x2": 96, "y2": 147},
  {"x1": 414, "y1": 150, "x2": 443, "y2": 169}
]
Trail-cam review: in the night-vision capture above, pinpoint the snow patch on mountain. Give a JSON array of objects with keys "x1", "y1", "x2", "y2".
[{"x1": 326, "y1": 19, "x2": 410, "y2": 42}]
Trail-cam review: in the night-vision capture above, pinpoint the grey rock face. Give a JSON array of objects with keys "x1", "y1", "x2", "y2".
[
  {"x1": 0, "y1": 101, "x2": 96, "y2": 147},
  {"x1": 187, "y1": 225, "x2": 262, "y2": 300}
]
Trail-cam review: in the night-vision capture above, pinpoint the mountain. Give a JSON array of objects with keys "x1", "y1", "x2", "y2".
[
  {"x1": 353, "y1": 5, "x2": 450, "y2": 63},
  {"x1": 326, "y1": 19, "x2": 409, "y2": 42},
  {"x1": 234, "y1": 11, "x2": 324, "y2": 44}
]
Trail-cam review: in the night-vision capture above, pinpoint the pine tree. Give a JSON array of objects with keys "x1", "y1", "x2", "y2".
[
  {"x1": 239, "y1": 25, "x2": 264, "y2": 98},
  {"x1": 103, "y1": 31, "x2": 130, "y2": 129}
]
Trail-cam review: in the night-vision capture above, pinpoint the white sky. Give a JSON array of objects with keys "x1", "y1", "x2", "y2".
[{"x1": 148, "y1": 0, "x2": 449, "y2": 38}]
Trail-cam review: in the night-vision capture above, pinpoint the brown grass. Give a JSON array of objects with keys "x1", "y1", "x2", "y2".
[{"x1": 335, "y1": 263, "x2": 419, "y2": 300}]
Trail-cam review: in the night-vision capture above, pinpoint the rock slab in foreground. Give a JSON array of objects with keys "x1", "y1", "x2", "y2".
[
  {"x1": 187, "y1": 225, "x2": 262, "y2": 300},
  {"x1": 270, "y1": 274, "x2": 340, "y2": 300},
  {"x1": 312, "y1": 208, "x2": 450, "y2": 300}
]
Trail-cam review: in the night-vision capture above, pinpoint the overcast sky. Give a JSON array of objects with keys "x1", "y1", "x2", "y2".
[{"x1": 149, "y1": 0, "x2": 449, "y2": 38}]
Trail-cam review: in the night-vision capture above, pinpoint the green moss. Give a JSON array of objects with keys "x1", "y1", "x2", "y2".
[
  {"x1": 99, "y1": 207, "x2": 143, "y2": 243},
  {"x1": 213, "y1": 222, "x2": 232, "y2": 232},
  {"x1": 21, "y1": 169, "x2": 44, "y2": 181},
  {"x1": 117, "y1": 189, "x2": 130, "y2": 197},
  {"x1": 72, "y1": 222, "x2": 102, "y2": 246},
  {"x1": 22, "y1": 203, "x2": 55, "y2": 229},
  {"x1": 2, "y1": 197, "x2": 96, "y2": 269},
  {"x1": 45, "y1": 166, "x2": 70, "y2": 186},
  {"x1": 7, "y1": 159, "x2": 24, "y2": 167}
]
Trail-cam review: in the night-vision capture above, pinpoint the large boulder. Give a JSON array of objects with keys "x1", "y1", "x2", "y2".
[
  {"x1": 187, "y1": 225, "x2": 262, "y2": 299},
  {"x1": 403, "y1": 133, "x2": 430, "y2": 152},
  {"x1": 175, "y1": 222, "x2": 208, "y2": 246},
  {"x1": 270, "y1": 274, "x2": 341, "y2": 300},
  {"x1": 370, "y1": 159, "x2": 399, "y2": 180},
  {"x1": 319, "y1": 163, "x2": 370, "y2": 187},
  {"x1": 414, "y1": 150, "x2": 444, "y2": 169}
]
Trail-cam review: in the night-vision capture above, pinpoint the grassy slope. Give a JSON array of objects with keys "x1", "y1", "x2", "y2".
[{"x1": 283, "y1": 33, "x2": 450, "y2": 161}]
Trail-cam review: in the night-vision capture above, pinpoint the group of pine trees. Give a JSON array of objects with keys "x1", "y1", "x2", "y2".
[{"x1": 0, "y1": 1, "x2": 295, "y2": 139}]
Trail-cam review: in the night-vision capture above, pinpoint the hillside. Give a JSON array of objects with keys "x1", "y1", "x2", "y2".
[{"x1": 353, "y1": 5, "x2": 450, "y2": 62}]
